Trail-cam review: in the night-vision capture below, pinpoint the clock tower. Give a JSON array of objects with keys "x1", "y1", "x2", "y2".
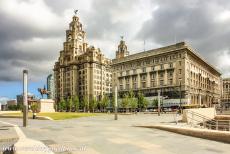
[{"x1": 64, "y1": 14, "x2": 88, "y2": 57}]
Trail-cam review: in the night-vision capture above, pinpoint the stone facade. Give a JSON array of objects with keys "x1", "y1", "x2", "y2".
[
  {"x1": 112, "y1": 41, "x2": 221, "y2": 107},
  {"x1": 54, "y1": 15, "x2": 112, "y2": 102},
  {"x1": 222, "y1": 78, "x2": 230, "y2": 103}
]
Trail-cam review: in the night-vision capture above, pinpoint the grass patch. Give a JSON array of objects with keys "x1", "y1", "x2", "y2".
[
  {"x1": 0, "y1": 112, "x2": 103, "y2": 120},
  {"x1": 38, "y1": 112, "x2": 100, "y2": 120}
]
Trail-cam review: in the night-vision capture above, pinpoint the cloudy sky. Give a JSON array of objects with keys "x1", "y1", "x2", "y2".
[{"x1": 0, "y1": 0, "x2": 230, "y2": 99}]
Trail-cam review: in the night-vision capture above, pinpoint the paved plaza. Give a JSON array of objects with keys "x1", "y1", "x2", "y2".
[{"x1": 1, "y1": 113, "x2": 230, "y2": 154}]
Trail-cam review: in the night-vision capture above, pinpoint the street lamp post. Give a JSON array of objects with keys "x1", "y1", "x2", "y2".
[
  {"x1": 157, "y1": 90, "x2": 161, "y2": 116},
  {"x1": 114, "y1": 85, "x2": 118, "y2": 120},
  {"x1": 179, "y1": 78, "x2": 182, "y2": 114},
  {"x1": 23, "y1": 70, "x2": 28, "y2": 127}
]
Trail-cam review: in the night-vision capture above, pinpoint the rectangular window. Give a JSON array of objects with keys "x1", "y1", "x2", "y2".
[
  {"x1": 160, "y1": 80, "x2": 164, "y2": 86},
  {"x1": 126, "y1": 84, "x2": 129, "y2": 90},
  {"x1": 133, "y1": 69, "x2": 136, "y2": 74},
  {"x1": 151, "y1": 73, "x2": 156, "y2": 79},
  {"x1": 132, "y1": 76, "x2": 137, "y2": 81},
  {"x1": 142, "y1": 67, "x2": 146, "y2": 73},
  {"x1": 169, "y1": 79, "x2": 173, "y2": 85},
  {"x1": 161, "y1": 64, "x2": 164, "y2": 69},
  {"x1": 151, "y1": 81, "x2": 155, "y2": 87},
  {"x1": 133, "y1": 83, "x2": 137, "y2": 89},
  {"x1": 160, "y1": 72, "x2": 164, "y2": 78},
  {"x1": 120, "y1": 85, "x2": 123, "y2": 90},
  {"x1": 142, "y1": 82, "x2": 146, "y2": 88},
  {"x1": 141, "y1": 75, "x2": 146, "y2": 80}
]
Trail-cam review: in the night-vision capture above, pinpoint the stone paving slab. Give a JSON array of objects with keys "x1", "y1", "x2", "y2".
[
  {"x1": 137, "y1": 123, "x2": 230, "y2": 143},
  {"x1": 0, "y1": 123, "x2": 19, "y2": 154}
]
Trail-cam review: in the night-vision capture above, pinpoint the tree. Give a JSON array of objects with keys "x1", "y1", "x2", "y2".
[
  {"x1": 73, "y1": 96, "x2": 79, "y2": 112},
  {"x1": 143, "y1": 98, "x2": 149, "y2": 111},
  {"x1": 59, "y1": 99, "x2": 66, "y2": 112},
  {"x1": 90, "y1": 97, "x2": 97, "y2": 112},
  {"x1": 82, "y1": 96, "x2": 88, "y2": 112},
  {"x1": 31, "y1": 103, "x2": 39, "y2": 119},
  {"x1": 137, "y1": 92, "x2": 144, "y2": 111},
  {"x1": 66, "y1": 98, "x2": 73, "y2": 112},
  {"x1": 129, "y1": 91, "x2": 137, "y2": 112},
  {"x1": 121, "y1": 94, "x2": 129, "y2": 112},
  {"x1": 101, "y1": 95, "x2": 109, "y2": 112},
  {"x1": 31, "y1": 103, "x2": 39, "y2": 113},
  {"x1": 137, "y1": 92, "x2": 149, "y2": 111},
  {"x1": 152, "y1": 99, "x2": 158, "y2": 108}
]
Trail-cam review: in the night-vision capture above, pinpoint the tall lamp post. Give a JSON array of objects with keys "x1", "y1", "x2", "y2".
[
  {"x1": 114, "y1": 85, "x2": 118, "y2": 120},
  {"x1": 179, "y1": 78, "x2": 182, "y2": 114},
  {"x1": 157, "y1": 90, "x2": 161, "y2": 116},
  {"x1": 23, "y1": 70, "x2": 28, "y2": 127}
]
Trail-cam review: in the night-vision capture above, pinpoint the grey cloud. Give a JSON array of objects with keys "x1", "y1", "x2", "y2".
[
  {"x1": 1, "y1": 0, "x2": 230, "y2": 83},
  {"x1": 137, "y1": 0, "x2": 230, "y2": 75}
]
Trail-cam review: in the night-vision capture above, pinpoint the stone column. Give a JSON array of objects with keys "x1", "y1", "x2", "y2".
[
  {"x1": 199, "y1": 92, "x2": 202, "y2": 107},
  {"x1": 137, "y1": 74, "x2": 141, "y2": 89},
  {"x1": 146, "y1": 72, "x2": 150, "y2": 88},
  {"x1": 164, "y1": 70, "x2": 168, "y2": 85},
  {"x1": 156, "y1": 71, "x2": 159, "y2": 87}
]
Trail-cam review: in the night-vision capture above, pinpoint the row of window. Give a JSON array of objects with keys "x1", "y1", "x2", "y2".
[
  {"x1": 118, "y1": 53, "x2": 182, "y2": 70},
  {"x1": 119, "y1": 79, "x2": 174, "y2": 90}
]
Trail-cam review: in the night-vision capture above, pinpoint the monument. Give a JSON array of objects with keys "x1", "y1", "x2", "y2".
[{"x1": 36, "y1": 85, "x2": 55, "y2": 112}]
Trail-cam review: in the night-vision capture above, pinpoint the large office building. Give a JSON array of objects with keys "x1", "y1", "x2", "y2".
[
  {"x1": 112, "y1": 41, "x2": 222, "y2": 107},
  {"x1": 54, "y1": 15, "x2": 112, "y2": 102},
  {"x1": 47, "y1": 74, "x2": 55, "y2": 99}
]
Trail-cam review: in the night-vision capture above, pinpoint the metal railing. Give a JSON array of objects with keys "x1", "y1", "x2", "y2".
[
  {"x1": 215, "y1": 107, "x2": 230, "y2": 115},
  {"x1": 186, "y1": 110, "x2": 230, "y2": 131}
]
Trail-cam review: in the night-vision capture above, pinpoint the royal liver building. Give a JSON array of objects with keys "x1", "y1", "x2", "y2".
[{"x1": 54, "y1": 14, "x2": 112, "y2": 102}]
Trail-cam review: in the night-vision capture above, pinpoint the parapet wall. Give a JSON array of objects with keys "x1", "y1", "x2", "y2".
[{"x1": 182, "y1": 108, "x2": 216, "y2": 122}]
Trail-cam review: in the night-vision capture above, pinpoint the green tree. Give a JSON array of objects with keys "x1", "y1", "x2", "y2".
[
  {"x1": 129, "y1": 91, "x2": 137, "y2": 112},
  {"x1": 152, "y1": 99, "x2": 158, "y2": 108},
  {"x1": 66, "y1": 98, "x2": 73, "y2": 112},
  {"x1": 137, "y1": 92, "x2": 144, "y2": 111},
  {"x1": 31, "y1": 103, "x2": 39, "y2": 113},
  {"x1": 73, "y1": 96, "x2": 80, "y2": 112},
  {"x1": 82, "y1": 96, "x2": 88, "y2": 112},
  {"x1": 101, "y1": 95, "x2": 109, "y2": 112},
  {"x1": 121, "y1": 94, "x2": 129, "y2": 112},
  {"x1": 59, "y1": 99, "x2": 66, "y2": 112},
  {"x1": 143, "y1": 98, "x2": 149, "y2": 111},
  {"x1": 137, "y1": 92, "x2": 149, "y2": 111},
  {"x1": 90, "y1": 97, "x2": 98, "y2": 112}
]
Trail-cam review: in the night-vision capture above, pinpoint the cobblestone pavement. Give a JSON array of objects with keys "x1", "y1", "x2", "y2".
[
  {"x1": 0, "y1": 122, "x2": 18, "y2": 154},
  {"x1": 1, "y1": 113, "x2": 230, "y2": 154}
]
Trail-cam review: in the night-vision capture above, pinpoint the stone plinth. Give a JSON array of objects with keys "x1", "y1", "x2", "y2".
[{"x1": 38, "y1": 99, "x2": 55, "y2": 113}]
